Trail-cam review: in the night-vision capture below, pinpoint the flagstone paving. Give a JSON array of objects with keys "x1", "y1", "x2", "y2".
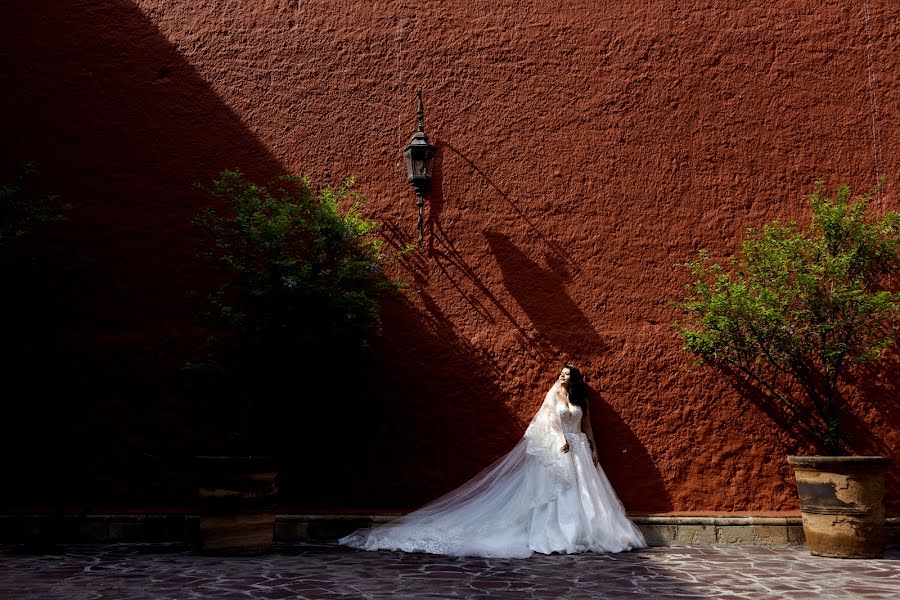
[{"x1": 1, "y1": 543, "x2": 897, "y2": 599}]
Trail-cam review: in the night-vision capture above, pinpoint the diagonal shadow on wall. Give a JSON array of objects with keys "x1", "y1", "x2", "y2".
[
  {"x1": 380, "y1": 145, "x2": 553, "y2": 357},
  {"x1": 279, "y1": 291, "x2": 523, "y2": 511},
  {"x1": 440, "y1": 141, "x2": 576, "y2": 273},
  {"x1": 0, "y1": 0, "x2": 529, "y2": 514},
  {"x1": 0, "y1": 0, "x2": 294, "y2": 510},
  {"x1": 484, "y1": 231, "x2": 607, "y2": 360},
  {"x1": 0, "y1": 0, "x2": 513, "y2": 515}
]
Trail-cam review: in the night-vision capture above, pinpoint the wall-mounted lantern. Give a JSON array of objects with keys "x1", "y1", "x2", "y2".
[{"x1": 403, "y1": 90, "x2": 436, "y2": 246}]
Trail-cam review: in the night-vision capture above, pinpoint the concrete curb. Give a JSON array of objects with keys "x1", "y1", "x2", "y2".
[
  {"x1": 3, "y1": 514, "x2": 898, "y2": 547},
  {"x1": 631, "y1": 515, "x2": 807, "y2": 546}
]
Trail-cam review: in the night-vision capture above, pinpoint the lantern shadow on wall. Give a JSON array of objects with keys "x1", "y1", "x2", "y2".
[
  {"x1": 438, "y1": 141, "x2": 577, "y2": 272},
  {"x1": 484, "y1": 230, "x2": 606, "y2": 359}
]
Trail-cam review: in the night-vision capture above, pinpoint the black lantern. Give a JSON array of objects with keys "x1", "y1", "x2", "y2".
[{"x1": 403, "y1": 90, "x2": 436, "y2": 246}]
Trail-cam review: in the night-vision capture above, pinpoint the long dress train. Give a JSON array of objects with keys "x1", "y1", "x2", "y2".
[{"x1": 340, "y1": 382, "x2": 646, "y2": 558}]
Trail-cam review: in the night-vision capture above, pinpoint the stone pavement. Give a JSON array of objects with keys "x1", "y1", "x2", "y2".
[{"x1": 1, "y1": 543, "x2": 898, "y2": 600}]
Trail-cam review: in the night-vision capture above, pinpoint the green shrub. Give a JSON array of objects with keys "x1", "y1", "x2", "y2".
[
  {"x1": 676, "y1": 181, "x2": 899, "y2": 454},
  {"x1": 193, "y1": 170, "x2": 406, "y2": 379}
]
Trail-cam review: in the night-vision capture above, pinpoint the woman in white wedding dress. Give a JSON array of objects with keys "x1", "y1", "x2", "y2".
[{"x1": 340, "y1": 365, "x2": 646, "y2": 558}]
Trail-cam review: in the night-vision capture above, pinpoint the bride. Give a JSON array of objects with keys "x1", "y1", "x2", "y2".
[{"x1": 340, "y1": 365, "x2": 647, "y2": 558}]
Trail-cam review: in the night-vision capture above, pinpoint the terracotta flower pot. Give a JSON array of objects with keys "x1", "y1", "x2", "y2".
[
  {"x1": 787, "y1": 455, "x2": 889, "y2": 558},
  {"x1": 196, "y1": 456, "x2": 278, "y2": 555}
]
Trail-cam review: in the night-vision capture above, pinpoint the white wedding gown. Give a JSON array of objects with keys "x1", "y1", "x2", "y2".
[{"x1": 340, "y1": 382, "x2": 646, "y2": 558}]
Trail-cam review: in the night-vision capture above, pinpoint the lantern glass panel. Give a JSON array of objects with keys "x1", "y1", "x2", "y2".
[
  {"x1": 405, "y1": 147, "x2": 433, "y2": 181},
  {"x1": 404, "y1": 150, "x2": 416, "y2": 181}
]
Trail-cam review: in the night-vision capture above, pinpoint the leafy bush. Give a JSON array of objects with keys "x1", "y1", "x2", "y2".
[
  {"x1": 193, "y1": 170, "x2": 405, "y2": 379},
  {"x1": 676, "y1": 181, "x2": 899, "y2": 454}
]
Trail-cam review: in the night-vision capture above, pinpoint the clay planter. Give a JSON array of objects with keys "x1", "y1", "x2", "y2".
[
  {"x1": 196, "y1": 456, "x2": 278, "y2": 555},
  {"x1": 787, "y1": 456, "x2": 890, "y2": 558}
]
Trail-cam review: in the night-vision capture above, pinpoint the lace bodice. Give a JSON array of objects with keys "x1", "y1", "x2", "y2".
[{"x1": 558, "y1": 402, "x2": 583, "y2": 434}]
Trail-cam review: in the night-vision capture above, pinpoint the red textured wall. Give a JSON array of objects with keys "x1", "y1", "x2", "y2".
[{"x1": 1, "y1": 0, "x2": 897, "y2": 514}]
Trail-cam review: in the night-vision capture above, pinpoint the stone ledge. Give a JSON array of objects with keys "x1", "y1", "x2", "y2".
[
  {"x1": 631, "y1": 515, "x2": 803, "y2": 526},
  {"x1": 0, "y1": 515, "x2": 200, "y2": 545},
  {"x1": 1, "y1": 514, "x2": 897, "y2": 547}
]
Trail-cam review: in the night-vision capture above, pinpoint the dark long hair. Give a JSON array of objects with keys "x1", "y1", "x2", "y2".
[{"x1": 565, "y1": 364, "x2": 587, "y2": 412}]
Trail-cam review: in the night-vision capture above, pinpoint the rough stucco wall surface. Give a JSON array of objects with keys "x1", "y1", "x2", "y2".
[{"x1": 0, "y1": 1, "x2": 897, "y2": 514}]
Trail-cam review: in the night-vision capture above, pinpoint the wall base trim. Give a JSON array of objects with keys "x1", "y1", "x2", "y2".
[{"x1": 2, "y1": 514, "x2": 898, "y2": 547}]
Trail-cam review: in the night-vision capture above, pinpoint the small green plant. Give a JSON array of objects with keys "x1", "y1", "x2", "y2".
[
  {"x1": 1, "y1": 163, "x2": 68, "y2": 247},
  {"x1": 676, "y1": 181, "x2": 899, "y2": 454},
  {"x1": 193, "y1": 169, "x2": 406, "y2": 375}
]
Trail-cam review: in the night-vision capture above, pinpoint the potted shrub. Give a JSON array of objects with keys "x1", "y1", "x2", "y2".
[
  {"x1": 676, "y1": 181, "x2": 898, "y2": 558},
  {"x1": 190, "y1": 170, "x2": 403, "y2": 554}
]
